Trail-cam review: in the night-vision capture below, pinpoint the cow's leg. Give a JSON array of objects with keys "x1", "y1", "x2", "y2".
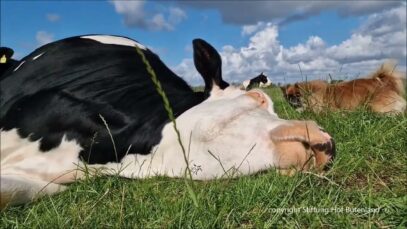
[
  {"x1": 1, "y1": 129, "x2": 84, "y2": 208},
  {"x1": 0, "y1": 175, "x2": 66, "y2": 209},
  {"x1": 270, "y1": 121, "x2": 335, "y2": 174}
]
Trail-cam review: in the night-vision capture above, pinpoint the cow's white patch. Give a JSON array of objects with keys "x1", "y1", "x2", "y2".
[
  {"x1": 32, "y1": 52, "x2": 45, "y2": 60},
  {"x1": 209, "y1": 86, "x2": 277, "y2": 116},
  {"x1": 1, "y1": 175, "x2": 66, "y2": 207},
  {"x1": 242, "y1": 80, "x2": 250, "y2": 89},
  {"x1": 1, "y1": 129, "x2": 83, "y2": 183},
  {"x1": 94, "y1": 87, "x2": 285, "y2": 180},
  {"x1": 80, "y1": 35, "x2": 147, "y2": 50},
  {"x1": 1, "y1": 129, "x2": 83, "y2": 207},
  {"x1": 13, "y1": 61, "x2": 25, "y2": 72}
]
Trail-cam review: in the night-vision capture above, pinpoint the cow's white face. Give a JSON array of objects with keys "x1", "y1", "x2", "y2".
[
  {"x1": 117, "y1": 85, "x2": 335, "y2": 180},
  {"x1": 124, "y1": 86, "x2": 288, "y2": 179}
]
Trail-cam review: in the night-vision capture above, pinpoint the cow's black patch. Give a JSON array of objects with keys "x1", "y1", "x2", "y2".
[
  {"x1": 246, "y1": 72, "x2": 269, "y2": 90},
  {"x1": 0, "y1": 35, "x2": 225, "y2": 164}
]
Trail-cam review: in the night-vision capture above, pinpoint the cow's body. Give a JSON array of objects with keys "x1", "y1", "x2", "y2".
[
  {"x1": 1, "y1": 35, "x2": 207, "y2": 164},
  {"x1": 1, "y1": 35, "x2": 335, "y2": 208}
]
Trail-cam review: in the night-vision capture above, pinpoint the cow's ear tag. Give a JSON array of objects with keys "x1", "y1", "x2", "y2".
[{"x1": 0, "y1": 54, "x2": 7, "y2": 64}]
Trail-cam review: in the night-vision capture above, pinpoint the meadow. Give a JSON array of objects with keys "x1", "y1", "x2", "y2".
[{"x1": 1, "y1": 87, "x2": 406, "y2": 228}]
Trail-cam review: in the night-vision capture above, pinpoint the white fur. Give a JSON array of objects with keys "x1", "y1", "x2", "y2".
[
  {"x1": 80, "y1": 35, "x2": 147, "y2": 50},
  {"x1": 13, "y1": 61, "x2": 25, "y2": 72},
  {"x1": 32, "y1": 52, "x2": 45, "y2": 60},
  {"x1": 1, "y1": 131, "x2": 82, "y2": 177},
  {"x1": 1, "y1": 130, "x2": 83, "y2": 207},
  {"x1": 242, "y1": 80, "x2": 250, "y2": 89},
  {"x1": 386, "y1": 95, "x2": 406, "y2": 114}
]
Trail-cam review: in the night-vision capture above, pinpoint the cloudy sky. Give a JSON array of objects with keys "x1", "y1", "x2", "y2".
[{"x1": 1, "y1": 1, "x2": 406, "y2": 85}]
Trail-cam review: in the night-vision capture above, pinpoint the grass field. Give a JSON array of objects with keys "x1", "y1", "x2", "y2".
[{"x1": 1, "y1": 87, "x2": 406, "y2": 228}]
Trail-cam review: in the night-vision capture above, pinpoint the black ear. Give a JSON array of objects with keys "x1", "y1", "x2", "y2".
[
  {"x1": 0, "y1": 47, "x2": 14, "y2": 64},
  {"x1": 193, "y1": 39, "x2": 229, "y2": 97}
]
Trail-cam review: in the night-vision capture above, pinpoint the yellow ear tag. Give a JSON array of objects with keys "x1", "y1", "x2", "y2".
[{"x1": 0, "y1": 55, "x2": 7, "y2": 64}]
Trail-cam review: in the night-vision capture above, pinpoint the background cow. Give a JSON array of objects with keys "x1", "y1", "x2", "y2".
[
  {"x1": 242, "y1": 72, "x2": 272, "y2": 90},
  {"x1": 0, "y1": 35, "x2": 335, "y2": 208}
]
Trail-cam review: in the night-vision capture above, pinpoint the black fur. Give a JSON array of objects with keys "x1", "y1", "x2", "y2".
[
  {"x1": 193, "y1": 39, "x2": 229, "y2": 97},
  {"x1": 0, "y1": 35, "x2": 227, "y2": 164},
  {"x1": 246, "y1": 72, "x2": 269, "y2": 90},
  {"x1": 0, "y1": 47, "x2": 18, "y2": 79}
]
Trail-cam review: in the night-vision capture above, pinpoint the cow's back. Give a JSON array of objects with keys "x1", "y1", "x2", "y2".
[{"x1": 0, "y1": 35, "x2": 204, "y2": 164}]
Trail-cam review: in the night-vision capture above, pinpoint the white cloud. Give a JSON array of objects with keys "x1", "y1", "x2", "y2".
[
  {"x1": 110, "y1": 1, "x2": 186, "y2": 31},
  {"x1": 169, "y1": 7, "x2": 187, "y2": 25},
  {"x1": 327, "y1": 5, "x2": 407, "y2": 63},
  {"x1": 172, "y1": 5, "x2": 406, "y2": 85},
  {"x1": 284, "y1": 36, "x2": 326, "y2": 63},
  {"x1": 172, "y1": 58, "x2": 201, "y2": 83},
  {"x1": 46, "y1": 13, "x2": 60, "y2": 22},
  {"x1": 111, "y1": 1, "x2": 146, "y2": 27},
  {"x1": 241, "y1": 22, "x2": 266, "y2": 36},
  {"x1": 150, "y1": 13, "x2": 173, "y2": 31},
  {"x1": 36, "y1": 31, "x2": 54, "y2": 46}
]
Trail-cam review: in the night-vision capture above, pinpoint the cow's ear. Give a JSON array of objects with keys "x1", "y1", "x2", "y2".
[
  {"x1": 193, "y1": 39, "x2": 229, "y2": 97},
  {"x1": 0, "y1": 47, "x2": 14, "y2": 64}
]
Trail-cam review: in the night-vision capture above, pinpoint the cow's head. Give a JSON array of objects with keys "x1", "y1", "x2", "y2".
[
  {"x1": 158, "y1": 40, "x2": 336, "y2": 177},
  {"x1": 258, "y1": 72, "x2": 272, "y2": 87}
]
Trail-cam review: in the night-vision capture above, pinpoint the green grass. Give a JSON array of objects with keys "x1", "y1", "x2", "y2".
[{"x1": 1, "y1": 87, "x2": 406, "y2": 228}]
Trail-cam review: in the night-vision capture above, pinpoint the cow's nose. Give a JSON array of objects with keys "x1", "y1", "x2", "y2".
[
  {"x1": 270, "y1": 121, "x2": 336, "y2": 173},
  {"x1": 310, "y1": 128, "x2": 336, "y2": 171}
]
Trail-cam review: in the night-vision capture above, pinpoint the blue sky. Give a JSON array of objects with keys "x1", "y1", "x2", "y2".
[{"x1": 1, "y1": 1, "x2": 406, "y2": 85}]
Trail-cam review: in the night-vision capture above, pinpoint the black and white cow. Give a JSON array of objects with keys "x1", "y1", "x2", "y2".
[
  {"x1": 242, "y1": 72, "x2": 272, "y2": 90},
  {"x1": 0, "y1": 35, "x2": 335, "y2": 208}
]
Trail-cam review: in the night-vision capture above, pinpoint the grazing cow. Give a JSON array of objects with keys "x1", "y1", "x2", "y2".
[
  {"x1": 242, "y1": 72, "x2": 272, "y2": 90},
  {"x1": 0, "y1": 35, "x2": 335, "y2": 208}
]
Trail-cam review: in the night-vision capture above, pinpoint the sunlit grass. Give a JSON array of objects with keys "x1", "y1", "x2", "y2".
[{"x1": 1, "y1": 87, "x2": 406, "y2": 228}]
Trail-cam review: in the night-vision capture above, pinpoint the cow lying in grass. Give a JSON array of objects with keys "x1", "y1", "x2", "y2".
[{"x1": 0, "y1": 35, "x2": 335, "y2": 208}]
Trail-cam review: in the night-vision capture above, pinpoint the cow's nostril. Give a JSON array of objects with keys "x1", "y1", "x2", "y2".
[{"x1": 323, "y1": 138, "x2": 336, "y2": 171}]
